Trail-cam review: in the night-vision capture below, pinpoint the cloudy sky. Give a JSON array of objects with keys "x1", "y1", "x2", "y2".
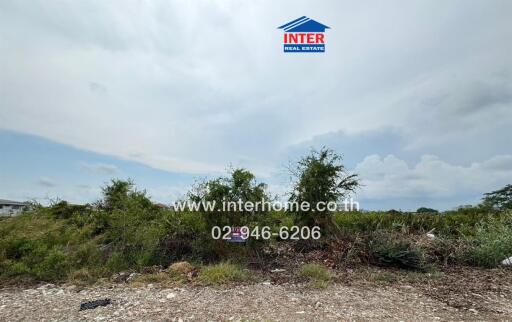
[{"x1": 1, "y1": 0, "x2": 511, "y2": 210}]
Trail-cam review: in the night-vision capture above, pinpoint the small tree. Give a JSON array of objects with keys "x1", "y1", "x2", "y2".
[
  {"x1": 188, "y1": 168, "x2": 269, "y2": 229},
  {"x1": 416, "y1": 207, "x2": 439, "y2": 214},
  {"x1": 289, "y1": 148, "x2": 359, "y2": 231},
  {"x1": 101, "y1": 179, "x2": 153, "y2": 211},
  {"x1": 99, "y1": 179, "x2": 163, "y2": 268},
  {"x1": 482, "y1": 184, "x2": 512, "y2": 211}
]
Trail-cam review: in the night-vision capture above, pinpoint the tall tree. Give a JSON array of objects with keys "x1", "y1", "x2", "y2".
[
  {"x1": 482, "y1": 184, "x2": 512, "y2": 211},
  {"x1": 289, "y1": 148, "x2": 359, "y2": 231}
]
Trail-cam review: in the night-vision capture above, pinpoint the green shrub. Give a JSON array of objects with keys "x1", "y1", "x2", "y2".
[
  {"x1": 465, "y1": 214, "x2": 512, "y2": 267},
  {"x1": 298, "y1": 263, "x2": 332, "y2": 288},
  {"x1": 369, "y1": 232, "x2": 426, "y2": 270},
  {"x1": 197, "y1": 262, "x2": 249, "y2": 285},
  {"x1": 3, "y1": 261, "x2": 31, "y2": 276},
  {"x1": 424, "y1": 235, "x2": 460, "y2": 266},
  {"x1": 333, "y1": 209, "x2": 502, "y2": 237},
  {"x1": 33, "y1": 248, "x2": 69, "y2": 280}
]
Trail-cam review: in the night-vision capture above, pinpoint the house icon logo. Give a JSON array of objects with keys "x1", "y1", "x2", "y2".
[{"x1": 278, "y1": 16, "x2": 330, "y2": 53}]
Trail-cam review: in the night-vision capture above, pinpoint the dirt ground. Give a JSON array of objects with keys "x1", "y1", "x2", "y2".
[{"x1": 1, "y1": 268, "x2": 511, "y2": 321}]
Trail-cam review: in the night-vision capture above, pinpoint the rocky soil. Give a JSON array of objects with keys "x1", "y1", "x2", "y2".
[{"x1": 1, "y1": 276, "x2": 511, "y2": 322}]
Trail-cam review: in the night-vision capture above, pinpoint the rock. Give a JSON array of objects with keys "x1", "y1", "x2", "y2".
[
  {"x1": 270, "y1": 268, "x2": 286, "y2": 273},
  {"x1": 166, "y1": 292, "x2": 177, "y2": 299},
  {"x1": 169, "y1": 261, "x2": 195, "y2": 275},
  {"x1": 501, "y1": 256, "x2": 512, "y2": 266},
  {"x1": 111, "y1": 272, "x2": 130, "y2": 283},
  {"x1": 426, "y1": 233, "x2": 436, "y2": 240}
]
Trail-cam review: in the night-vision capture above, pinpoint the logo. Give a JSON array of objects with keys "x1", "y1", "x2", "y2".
[{"x1": 278, "y1": 16, "x2": 330, "y2": 53}]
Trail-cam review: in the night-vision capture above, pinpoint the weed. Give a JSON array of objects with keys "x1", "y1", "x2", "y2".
[
  {"x1": 369, "y1": 232, "x2": 426, "y2": 270},
  {"x1": 465, "y1": 214, "x2": 512, "y2": 267},
  {"x1": 298, "y1": 263, "x2": 332, "y2": 288},
  {"x1": 197, "y1": 262, "x2": 249, "y2": 285}
]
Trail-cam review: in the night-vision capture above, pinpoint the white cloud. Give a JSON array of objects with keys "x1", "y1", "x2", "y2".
[
  {"x1": 79, "y1": 162, "x2": 119, "y2": 175},
  {"x1": 1, "y1": 1, "x2": 510, "y2": 177},
  {"x1": 355, "y1": 154, "x2": 512, "y2": 202}
]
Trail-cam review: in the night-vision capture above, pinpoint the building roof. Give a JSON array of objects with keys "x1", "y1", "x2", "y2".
[
  {"x1": 0, "y1": 199, "x2": 29, "y2": 206},
  {"x1": 278, "y1": 16, "x2": 330, "y2": 33}
]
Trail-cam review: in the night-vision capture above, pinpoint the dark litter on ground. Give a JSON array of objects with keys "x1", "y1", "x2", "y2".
[{"x1": 79, "y1": 298, "x2": 112, "y2": 311}]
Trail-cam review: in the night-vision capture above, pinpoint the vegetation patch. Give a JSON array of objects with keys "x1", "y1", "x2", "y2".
[
  {"x1": 369, "y1": 232, "x2": 426, "y2": 271},
  {"x1": 197, "y1": 262, "x2": 250, "y2": 285},
  {"x1": 298, "y1": 263, "x2": 332, "y2": 288},
  {"x1": 465, "y1": 214, "x2": 512, "y2": 267}
]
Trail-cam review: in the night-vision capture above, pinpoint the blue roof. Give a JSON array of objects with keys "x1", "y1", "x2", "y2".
[{"x1": 278, "y1": 16, "x2": 330, "y2": 32}]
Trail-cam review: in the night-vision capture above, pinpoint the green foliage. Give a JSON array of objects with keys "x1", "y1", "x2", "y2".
[
  {"x1": 0, "y1": 179, "x2": 167, "y2": 282},
  {"x1": 188, "y1": 168, "x2": 273, "y2": 257},
  {"x1": 333, "y1": 210, "x2": 501, "y2": 237},
  {"x1": 297, "y1": 263, "x2": 332, "y2": 288},
  {"x1": 1, "y1": 177, "x2": 511, "y2": 284},
  {"x1": 416, "y1": 207, "x2": 438, "y2": 214},
  {"x1": 189, "y1": 168, "x2": 269, "y2": 226},
  {"x1": 197, "y1": 262, "x2": 249, "y2": 285},
  {"x1": 49, "y1": 201, "x2": 91, "y2": 219},
  {"x1": 369, "y1": 232, "x2": 426, "y2": 270},
  {"x1": 289, "y1": 148, "x2": 359, "y2": 230},
  {"x1": 481, "y1": 184, "x2": 512, "y2": 211},
  {"x1": 101, "y1": 179, "x2": 153, "y2": 212},
  {"x1": 464, "y1": 213, "x2": 512, "y2": 267}
]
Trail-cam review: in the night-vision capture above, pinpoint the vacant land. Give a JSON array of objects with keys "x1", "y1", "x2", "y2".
[
  {"x1": 1, "y1": 268, "x2": 510, "y2": 322},
  {"x1": 1, "y1": 179, "x2": 511, "y2": 321}
]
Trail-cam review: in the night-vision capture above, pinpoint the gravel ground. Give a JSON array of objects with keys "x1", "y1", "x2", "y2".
[{"x1": 1, "y1": 281, "x2": 511, "y2": 321}]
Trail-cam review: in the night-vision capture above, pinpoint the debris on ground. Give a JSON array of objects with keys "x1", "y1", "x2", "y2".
[
  {"x1": 426, "y1": 229, "x2": 436, "y2": 240},
  {"x1": 426, "y1": 233, "x2": 436, "y2": 240},
  {"x1": 502, "y1": 256, "x2": 512, "y2": 266},
  {"x1": 79, "y1": 298, "x2": 112, "y2": 311}
]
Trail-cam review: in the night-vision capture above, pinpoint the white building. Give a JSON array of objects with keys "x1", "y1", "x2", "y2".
[{"x1": 0, "y1": 199, "x2": 29, "y2": 217}]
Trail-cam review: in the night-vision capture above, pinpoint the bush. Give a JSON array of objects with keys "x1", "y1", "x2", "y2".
[
  {"x1": 369, "y1": 232, "x2": 426, "y2": 270},
  {"x1": 416, "y1": 207, "x2": 438, "y2": 214},
  {"x1": 333, "y1": 210, "x2": 502, "y2": 237},
  {"x1": 197, "y1": 262, "x2": 249, "y2": 285},
  {"x1": 465, "y1": 213, "x2": 512, "y2": 267},
  {"x1": 298, "y1": 263, "x2": 332, "y2": 288},
  {"x1": 289, "y1": 148, "x2": 359, "y2": 232}
]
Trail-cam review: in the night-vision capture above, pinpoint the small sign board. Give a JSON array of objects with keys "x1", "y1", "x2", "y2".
[{"x1": 226, "y1": 226, "x2": 248, "y2": 243}]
